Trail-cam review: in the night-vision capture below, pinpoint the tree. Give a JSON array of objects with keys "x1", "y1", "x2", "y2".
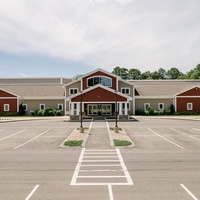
[
  {"x1": 72, "y1": 74, "x2": 83, "y2": 80},
  {"x1": 141, "y1": 71, "x2": 152, "y2": 79},
  {"x1": 167, "y1": 67, "x2": 182, "y2": 79},
  {"x1": 129, "y1": 68, "x2": 141, "y2": 80},
  {"x1": 112, "y1": 67, "x2": 129, "y2": 80},
  {"x1": 157, "y1": 68, "x2": 167, "y2": 79},
  {"x1": 186, "y1": 64, "x2": 200, "y2": 79}
]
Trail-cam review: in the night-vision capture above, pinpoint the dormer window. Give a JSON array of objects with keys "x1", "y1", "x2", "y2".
[{"x1": 87, "y1": 76, "x2": 112, "y2": 87}]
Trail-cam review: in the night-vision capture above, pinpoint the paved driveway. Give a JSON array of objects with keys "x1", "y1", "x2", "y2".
[{"x1": 0, "y1": 117, "x2": 200, "y2": 200}]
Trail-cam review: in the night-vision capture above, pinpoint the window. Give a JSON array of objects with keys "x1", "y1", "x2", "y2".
[
  {"x1": 158, "y1": 103, "x2": 164, "y2": 110},
  {"x1": 87, "y1": 76, "x2": 112, "y2": 87},
  {"x1": 4, "y1": 104, "x2": 9, "y2": 111},
  {"x1": 40, "y1": 104, "x2": 45, "y2": 110},
  {"x1": 121, "y1": 88, "x2": 130, "y2": 95},
  {"x1": 58, "y1": 104, "x2": 63, "y2": 111},
  {"x1": 144, "y1": 103, "x2": 150, "y2": 110},
  {"x1": 187, "y1": 103, "x2": 193, "y2": 110},
  {"x1": 69, "y1": 88, "x2": 78, "y2": 95},
  {"x1": 22, "y1": 104, "x2": 27, "y2": 111}
]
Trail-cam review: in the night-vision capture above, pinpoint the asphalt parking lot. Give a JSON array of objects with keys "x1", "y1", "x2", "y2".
[{"x1": 0, "y1": 117, "x2": 200, "y2": 200}]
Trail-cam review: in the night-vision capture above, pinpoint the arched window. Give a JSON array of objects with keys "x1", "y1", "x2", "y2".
[{"x1": 87, "y1": 76, "x2": 112, "y2": 87}]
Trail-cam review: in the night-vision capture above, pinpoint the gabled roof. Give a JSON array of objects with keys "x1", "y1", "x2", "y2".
[
  {"x1": 79, "y1": 68, "x2": 121, "y2": 79},
  {"x1": 0, "y1": 88, "x2": 19, "y2": 97},
  {"x1": 129, "y1": 80, "x2": 200, "y2": 97},
  {"x1": 66, "y1": 84, "x2": 132, "y2": 101},
  {"x1": 0, "y1": 85, "x2": 65, "y2": 98},
  {"x1": 175, "y1": 85, "x2": 200, "y2": 96}
]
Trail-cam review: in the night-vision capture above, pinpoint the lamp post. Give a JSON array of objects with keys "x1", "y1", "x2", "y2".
[
  {"x1": 80, "y1": 91, "x2": 84, "y2": 133},
  {"x1": 114, "y1": 90, "x2": 119, "y2": 133}
]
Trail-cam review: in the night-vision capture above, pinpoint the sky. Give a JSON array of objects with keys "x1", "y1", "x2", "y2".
[{"x1": 0, "y1": 0, "x2": 200, "y2": 78}]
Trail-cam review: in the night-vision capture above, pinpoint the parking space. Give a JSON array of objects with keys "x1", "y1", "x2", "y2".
[{"x1": 0, "y1": 117, "x2": 200, "y2": 199}]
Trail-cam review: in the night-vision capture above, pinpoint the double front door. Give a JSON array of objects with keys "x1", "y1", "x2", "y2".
[{"x1": 88, "y1": 104, "x2": 111, "y2": 115}]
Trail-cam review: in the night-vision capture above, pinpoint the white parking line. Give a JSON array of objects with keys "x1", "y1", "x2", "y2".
[
  {"x1": 190, "y1": 136, "x2": 200, "y2": 141},
  {"x1": 108, "y1": 185, "x2": 114, "y2": 200},
  {"x1": 193, "y1": 128, "x2": 200, "y2": 132},
  {"x1": 170, "y1": 128, "x2": 200, "y2": 142},
  {"x1": 148, "y1": 128, "x2": 184, "y2": 149},
  {"x1": 25, "y1": 184, "x2": 39, "y2": 200},
  {"x1": 180, "y1": 184, "x2": 199, "y2": 200},
  {"x1": 0, "y1": 129, "x2": 27, "y2": 141},
  {"x1": 13, "y1": 128, "x2": 51, "y2": 150},
  {"x1": 170, "y1": 128, "x2": 187, "y2": 136}
]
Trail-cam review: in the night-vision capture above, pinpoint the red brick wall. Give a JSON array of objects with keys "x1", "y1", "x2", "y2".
[
  {"x1": 82, "y1": 71, "x2": 117, "y2": 90},
  {"x1": 0, "y1": 99, "x2": 18, "y2": 112},
  {"x1": 177, "y1": 97, "x2": 200, "y2": 113},
  {"x1": 72, "y1": 87, "x2": 126, "y2": 102},
  {"x1": 0, "y1": 90, "x2": 16, "y2": 97}
]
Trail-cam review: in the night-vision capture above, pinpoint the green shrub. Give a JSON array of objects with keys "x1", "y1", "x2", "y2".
[
  {"x1": 135, "y1": 109, "x2": 145, "y2": 115},
  {"x1": 170, "y1": 104, "x2": 175, "y2": 115},
  {"x1": 30, "y1": 110, "x2": 36, "y2": 116},
  {"x1": 19, "y1": 104, "x2": 26, "y2": 116},
  {"x1": 37, "y1": 110, "x2": 45, "y2": 116},
  {"x1": 174, "y1": 111, "x2": 198, "y2": 115},
  {"x1": 148, "y1": 107, "x2": 154, "y2": 115},
  {"x1": 0, "y1": 112, "x2": 19, "y2": 116},
  {"x1": 55, "y1": 109, "x2": 61, "y2": 116}
]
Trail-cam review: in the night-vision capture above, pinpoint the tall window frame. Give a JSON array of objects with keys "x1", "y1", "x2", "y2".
[
  {"x1": 58, "y1": 104, "x2": 63, "y2": 111},
  {"x1": 187, "y1": 103, "x2": 193, "y2": 110},
  {"x1": 4, "y1": 104, "x2": 9, "y2": 111},
  {"x1": 69, "y1": 88, "x2": 78, "y2": 95},
  {"x1": 144, "y1": 103, "x2": 150, "y2": 110},
  {"x1": 158, "y1": 103, "x2": 164, "y2": 111},
  {"x1": 121, "y1": 88, "x2": 130, "y2": 95},
  {"x1": 40, "y1": 104, "x2": 45, "y2": 110},
  {"x1": 87, "y1": 76, "x2": 112, "y2": 87}
]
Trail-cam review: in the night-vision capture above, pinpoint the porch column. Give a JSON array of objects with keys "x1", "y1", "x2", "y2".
[
  {"x1": 119, "y1": 103, "x2": 122, "y2": 115},
  {"x1": 71, "y1": 103, "x2": 74, "y2": 115},
  {"x1": 77, "y1": 102, "x2": 80, "y2": 115},
  {"x1": 124, "y1": 103, "x2": 128, "y2": 115}
]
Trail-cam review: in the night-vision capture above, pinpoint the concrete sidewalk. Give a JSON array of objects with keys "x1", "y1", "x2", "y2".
[{"x1": 86, "y1": 121, "x2": 112, "y2": 149}]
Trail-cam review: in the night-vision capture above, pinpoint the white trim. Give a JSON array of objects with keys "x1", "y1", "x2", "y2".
[
  {"x1": 121, "y1": 87, "x2": 130, "y2": 95},
  {"x1": 57, "y1": 103, "x2": 63, "y2": 111},
  {"x1": 0, "y1": 97, "x2": 18, "y2": 99},
  {"x1": 175, "y1": 86, "x2": 200, "y2": 96},
  {"x1": 135, "y1": 96, "x2": 172, "y2": 99},
  {"x1": 158, "y1": 103, "x2": 164, "y2": 110},
  {"x1": 69, "y1": 88, "x2": 78, "y2": 95},
  {"x1": 39, "y1": 104, "x2": 45, "y2": 110},
  {"x1": 4, "y1": 104, "x2": 10, "y2": 111},
  {"x1": 66, "y1": 84, "x2": 132, "y2": 101},
  {"x1": 176, "y1": 96, "x2": 200, "y2": 98},
  {"x1": 22, "y1": 104, "x2": 28, "y2": 111},
  {"x1": 187, "y1": 103, "x2": 193, "y2": 110},
  {"x1": 144, "y1": 103, "x2": 150, "y2": 110},
  {"x1": 80, "y1": 68, "x2": 121, "y2": 80},
  {"x1": 87, "y1": 76, "x2": 112, "y2": 88},
  {"x1": 0, "y1": 88, "x2": 19, "y2": 97},
  {"x1": 22, "y1": 96, "x2": 64, "y2": 100}
]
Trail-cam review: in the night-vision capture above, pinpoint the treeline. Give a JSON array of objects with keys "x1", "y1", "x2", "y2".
[{"x1": 112, "y1": 64, "x2": 200, "y2": 80}]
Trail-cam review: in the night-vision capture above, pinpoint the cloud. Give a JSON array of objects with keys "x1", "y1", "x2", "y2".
[
  {"x1": 0, "y1": 0, "x2": 200, "y2": 73},
  {"x1": 18, "y1": 73, "x2": 28, "y2": 77}
]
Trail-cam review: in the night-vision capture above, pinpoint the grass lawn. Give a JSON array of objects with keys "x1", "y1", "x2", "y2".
[
  {"x1": 64, "y1": 140, "x2": 83, "y2": 147},
  {"x1": 114, "y1": 139, "x2": 132, "y2": 146}
]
